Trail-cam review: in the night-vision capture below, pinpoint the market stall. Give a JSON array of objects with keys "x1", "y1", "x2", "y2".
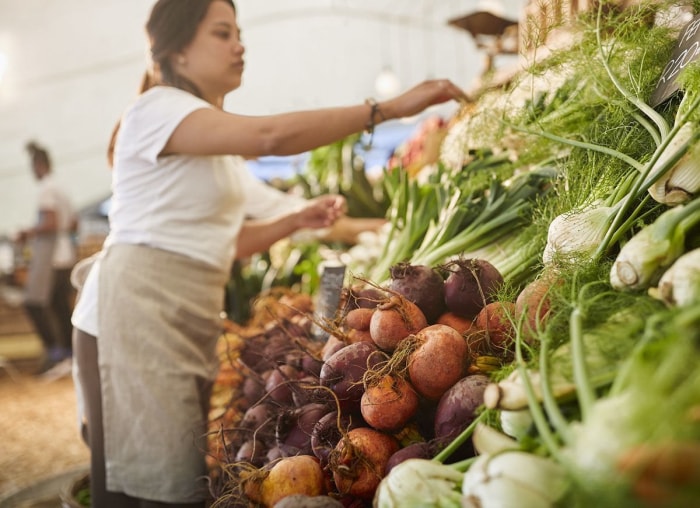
[{"x1": 66, "y1": 0, "x2": 700, "y2": 506}]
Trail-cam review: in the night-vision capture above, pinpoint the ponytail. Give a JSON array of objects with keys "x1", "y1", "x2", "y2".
[
  {"x1": 26, "y1": 140, "x2": 51, "y2": 169},
  {"x1": 107, "y1": 69, "x2": 159, "y2": 168}
]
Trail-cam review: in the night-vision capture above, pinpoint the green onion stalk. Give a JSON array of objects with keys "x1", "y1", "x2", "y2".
[
  {"x1": 367, "y1": 158, "x2": 555, "y2": 284},
  {"x1": 409, "y1": 166, "x2": 557, "y2": 269}
]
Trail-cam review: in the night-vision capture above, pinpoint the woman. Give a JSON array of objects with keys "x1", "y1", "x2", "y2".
[
  {"x1": 72, "y1": 0, "x2": 467, "y2": 506},
  {"x1": 20, "y1": 141, "x2": 77, "y2": 377}
]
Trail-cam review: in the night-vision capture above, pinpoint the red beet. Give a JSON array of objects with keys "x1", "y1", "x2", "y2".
[
  {"x1": 443, "y1": 258, "x2": 504, "y2": 319},
  {"x1": 388, "y1": 262, "x2": 446, "y2": 323}
]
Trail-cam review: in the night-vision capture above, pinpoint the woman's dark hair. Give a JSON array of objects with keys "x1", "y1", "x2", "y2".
[
  {"x1": 146, "y1": 0, "x2": 236, "y2": 97},
  {"x1": 107, "y1": 0, "x2": 236, "y2": 166},
  {"x1": 26, "y1": 141, "x2": 51, "y2": 169}
]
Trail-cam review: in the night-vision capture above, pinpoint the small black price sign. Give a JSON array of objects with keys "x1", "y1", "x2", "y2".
[
  {"x1": 313, "y1": 262, "x2": 346, "y2": 341},
  {"x1": 650, "y1": 14, "x2": 700, "y2": 107}
]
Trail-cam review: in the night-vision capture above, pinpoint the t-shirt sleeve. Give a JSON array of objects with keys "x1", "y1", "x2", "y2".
[
  {"x1": 37, "y1": 183, "x2": 58, "y2": 211},
  {"x1": 118, "y1": 87, "x2": 212, "y2": 165},
  {"x1": 238, "y1": 164, "x2": 307, "y2": 219}
]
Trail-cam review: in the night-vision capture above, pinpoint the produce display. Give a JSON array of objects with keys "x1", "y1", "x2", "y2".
[{"x1": 206, "y1": 2, "x2": 700, "y2": 507}]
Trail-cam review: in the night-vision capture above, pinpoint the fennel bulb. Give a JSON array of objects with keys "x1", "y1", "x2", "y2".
[
  {"x1": 373, "y1": 458, "x2": 463, "y2": 508},
  {"x1": 542, "y1": 202, "x2": 615, "y2": 265},
  {"x1": 652, "y1": 247, "x2": 700, "y2": 307},
  {"x1": 610, "y1": 199, "x2": 700, "y2": 291},
  {"x1": 461, "y1": 451, "x2": 570, "y2": 508},
  {"x1": 648, "y1": 122, "x2": 700, "y2": 205}
]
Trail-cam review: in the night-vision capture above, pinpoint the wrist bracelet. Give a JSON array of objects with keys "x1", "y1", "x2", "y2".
[{"x1": 363, "y1": 98, "x2": 386, "y2": 149}]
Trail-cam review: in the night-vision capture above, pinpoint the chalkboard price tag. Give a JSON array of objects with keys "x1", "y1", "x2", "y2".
[
  {"x1": 650, "y1": 14, "x2": 700, "y2": 107},
  {"x1": 313, "y1": 262, "x2": 347, "y2": 341}
]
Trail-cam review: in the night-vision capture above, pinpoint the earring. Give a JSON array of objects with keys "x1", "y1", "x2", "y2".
[{"x1": 178, "y1": 55, "x2": 187, "y2": 66}]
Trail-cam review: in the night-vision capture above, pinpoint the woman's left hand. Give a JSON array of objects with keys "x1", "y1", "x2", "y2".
[{"x1": 296, "y1": 194, "x2": 347, "y2": 230}]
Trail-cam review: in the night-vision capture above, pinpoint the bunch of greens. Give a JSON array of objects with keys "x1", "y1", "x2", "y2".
[{"x1": 364, "y1": 153, "x2": 558, "y2": 285}]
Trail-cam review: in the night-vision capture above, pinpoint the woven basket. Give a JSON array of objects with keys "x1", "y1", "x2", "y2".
[{"x1": 59, "y1": 473, "x2": 90, "y2": 508}]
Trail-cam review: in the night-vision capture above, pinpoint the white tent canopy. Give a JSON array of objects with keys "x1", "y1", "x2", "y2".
[{"x1": 0, "y1": 0, "x2": 525, "y2": 237}]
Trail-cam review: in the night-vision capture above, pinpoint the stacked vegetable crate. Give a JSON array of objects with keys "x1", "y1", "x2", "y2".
[{"x1": 208, "y1": 1, "x2": 700, "y2": 506}]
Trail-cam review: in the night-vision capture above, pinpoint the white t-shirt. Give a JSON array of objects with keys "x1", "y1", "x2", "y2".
[
  {"x1": 72, "y1": 86, "x2": 306, "y2": 336},
  {"x1": 37, "y1": 174, "x2": 76, "y2": 268}
]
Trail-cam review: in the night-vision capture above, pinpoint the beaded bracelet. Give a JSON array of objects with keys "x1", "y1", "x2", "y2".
[{"x1": 363, "y1": 98, "x2": 386, "y2": 149}]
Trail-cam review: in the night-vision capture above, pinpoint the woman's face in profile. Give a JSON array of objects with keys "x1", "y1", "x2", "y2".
[{"x1": 177, "y1": 1, "x2": 246, "y2": 102}]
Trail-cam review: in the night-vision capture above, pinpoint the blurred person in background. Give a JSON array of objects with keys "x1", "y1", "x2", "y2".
[
  {"x1": 69, "y1": 0, "x2": 467, "y2": 506},
  {"x1": 17, "y1": 141, "x2": 77, "y2": 379}
]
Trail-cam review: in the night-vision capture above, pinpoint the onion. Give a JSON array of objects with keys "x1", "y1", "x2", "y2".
[
  {"x1": 369, "y1": 295, "x2": 428, "y2": 352},
  {"x1": 443, "y1": 258, "x2": 504, "y2": 319},
  {"x1": 360, "y1": 374, "x2": 419, "y2": 432},
  {"x1": 408, "y1": 324, "x2": 470, "y2": 400},
  {"x1": 331, "y1": 427, "x2": 399, "y2": 500},
  {"x1": 388, "y1": 262, "x2": 446, "y2": 323}
]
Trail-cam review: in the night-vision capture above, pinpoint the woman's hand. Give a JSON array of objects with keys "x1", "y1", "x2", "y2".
[
  {"x1": 235, "y1": 194, "x2": 347, "y2": 259},
  {"x1": 294, "y1": 194, "x2": 347, "y2": 230},
  {"x1": 383, "y1": 79, "x2": 469, "y2": 120}
]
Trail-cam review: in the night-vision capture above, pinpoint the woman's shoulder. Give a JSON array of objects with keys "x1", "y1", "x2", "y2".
[
  {"x1": 131, "y1": 86, "x2": 211, "y2": 113},
  {"x1": 120, "y1": 86, "x2": 212, "y2": 136}
]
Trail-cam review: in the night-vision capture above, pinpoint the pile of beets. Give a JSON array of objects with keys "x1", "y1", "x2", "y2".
[{"x1": 207, "y1": 259, "x2": 552, "y2": 508}]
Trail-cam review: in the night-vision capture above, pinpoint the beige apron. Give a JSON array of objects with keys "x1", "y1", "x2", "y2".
[
  {"x1": 98, "y1": 243, "x2": 228, "y2": 503},
  {"x1": 24, "y1": 234, "x2": 57, "y2": 305}
]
